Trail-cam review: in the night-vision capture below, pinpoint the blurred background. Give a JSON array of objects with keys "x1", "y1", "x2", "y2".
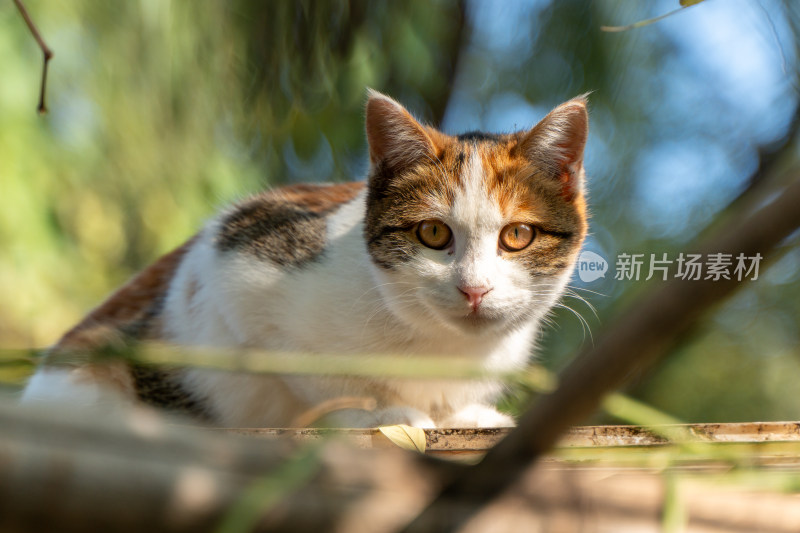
[{"x1": 1, "y1": 0, "x2": 798, "y2": 422}]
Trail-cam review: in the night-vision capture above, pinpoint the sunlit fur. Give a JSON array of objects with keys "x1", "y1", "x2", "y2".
[{"x1": 22, "y1": 91, "x2": 589, "y2": 429}]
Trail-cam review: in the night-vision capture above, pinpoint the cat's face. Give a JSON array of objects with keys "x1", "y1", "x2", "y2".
[{"x1": 364, "y1": 91, "x2": 589, "y2": 336}]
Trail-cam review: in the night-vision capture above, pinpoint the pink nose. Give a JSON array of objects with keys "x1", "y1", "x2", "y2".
[{"x1": 458, "y1": 286, "x2": 492, "y2": 309}]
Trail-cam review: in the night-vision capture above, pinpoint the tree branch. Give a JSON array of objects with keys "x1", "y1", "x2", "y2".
[{"x1": 13, "y1": 0, "x2": 53, "y2": 114}]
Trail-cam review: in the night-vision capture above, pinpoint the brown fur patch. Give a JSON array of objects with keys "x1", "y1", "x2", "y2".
[
  {"x1": 51, "y1": 239, "x2": 195, "y2": 357},
  {"x1": 216, "y1": 182, "x2": 363, "y2": 266}
]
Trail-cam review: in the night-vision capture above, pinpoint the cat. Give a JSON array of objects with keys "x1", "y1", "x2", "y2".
[{"x1": 21, "y1": 90, "x2": 589, "y2": 428}]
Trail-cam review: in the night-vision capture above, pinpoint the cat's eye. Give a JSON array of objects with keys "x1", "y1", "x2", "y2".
[
  {"x1": 416, "y1": 219, "x2": 452, "y2": 250},
  {"x1": 499, "y1": 223, "x2": 535, "y2": 252}
]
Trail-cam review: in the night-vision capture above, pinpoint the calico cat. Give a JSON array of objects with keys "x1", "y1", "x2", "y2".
[{"x1": 22, "y1": 90, "x2": 589, "y2": 428}]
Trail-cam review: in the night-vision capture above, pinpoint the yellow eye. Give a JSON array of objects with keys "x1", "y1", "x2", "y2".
[
  {"x1": 499, "y1": 223, "x2": 535, "y2": 252},
  {"x1": 416, "y1": 220, "x2": 452, "y2": 250}
]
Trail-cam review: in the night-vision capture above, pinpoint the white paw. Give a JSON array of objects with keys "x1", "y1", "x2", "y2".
[{"x1": 439, "y1": 404, "x2": 515, "y2": 428}]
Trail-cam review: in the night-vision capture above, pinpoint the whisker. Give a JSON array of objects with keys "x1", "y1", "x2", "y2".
[
  {"x1": 566, "y1": 284, "x2": 608, "y2": 298},
  {"x1": 554, "y1": 302, "x2": 594, "y2": 347},
  {"x1": 562, "y1": 289, "x2": 599, "y2": 320}
]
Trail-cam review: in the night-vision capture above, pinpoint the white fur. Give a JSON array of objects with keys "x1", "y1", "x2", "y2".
[{"x1": 152, "y1": 151, "x2": 572, "y2": 428}]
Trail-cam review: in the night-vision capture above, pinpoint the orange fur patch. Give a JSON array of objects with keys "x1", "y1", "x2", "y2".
[
  {"x1": 482, "y1": 144, "x2": 537, "y2": 216},
  {"x1": 276, "y1": 182, "x2": 365, "y2": 214},
  {"x1": 477, "y1": 140, "x2": 587, "y2": 236}
]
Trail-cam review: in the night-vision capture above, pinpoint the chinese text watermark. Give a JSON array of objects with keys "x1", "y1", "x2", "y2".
[{"x1": 578, "y1": 252, "x2": 762, "y2": 283}]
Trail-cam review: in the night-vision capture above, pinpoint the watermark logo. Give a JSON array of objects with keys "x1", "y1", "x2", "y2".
[
  {"x1": 577, "y1": 250, "x2": 609, "y2": 283},
  {"x1": 576, "y1": 251, "x2": 763, "y2": 283}
]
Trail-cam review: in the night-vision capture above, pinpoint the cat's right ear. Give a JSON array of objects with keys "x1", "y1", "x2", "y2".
[{"x1": 365, "y1": 89, "x2": 439, "y2": 171}]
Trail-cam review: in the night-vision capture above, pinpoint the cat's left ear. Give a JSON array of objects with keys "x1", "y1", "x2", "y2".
[
  {"x1": 365, "y1": 89, "x2": 440, "y2": 171},
  {"x1": 515, "y1": 96, "x2": 589, "y2": 200}
]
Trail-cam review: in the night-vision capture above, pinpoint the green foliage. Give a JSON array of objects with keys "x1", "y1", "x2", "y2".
[{"x1": 0, "y1": 0, "x2": 462, "y2": 348}]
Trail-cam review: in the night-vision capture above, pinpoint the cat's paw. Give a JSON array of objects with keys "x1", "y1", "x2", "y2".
[{"x1": 439, "y1": 404, "x2": 515, "y2": 428}]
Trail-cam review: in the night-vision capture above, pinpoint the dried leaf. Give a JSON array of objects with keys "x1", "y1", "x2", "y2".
[{"x1": 378, "y1": 424, "x2": 426, "y2": 453}]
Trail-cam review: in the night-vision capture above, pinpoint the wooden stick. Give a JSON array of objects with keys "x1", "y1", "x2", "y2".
[{"x1": 231, "y1": 421, "x2": 800, "y2": 450}]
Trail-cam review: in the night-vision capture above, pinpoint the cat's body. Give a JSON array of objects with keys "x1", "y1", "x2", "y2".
[{"x1": 22, "y1": 91, "x2": 589, "y2": 428}]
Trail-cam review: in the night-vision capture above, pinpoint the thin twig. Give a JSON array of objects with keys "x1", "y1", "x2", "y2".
[
  {"x1": 601, "y1": 1, "x2": 706, "y2": 33},
  {"x1": 431, "y1": 0, "x2": 469, "y2": 128},
  {"x1": 13, "y1": 0, "x2": 53, "y2": 114},
  {"x1": 290, "y1": 396, "x2": 377, "y2": 428}
]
